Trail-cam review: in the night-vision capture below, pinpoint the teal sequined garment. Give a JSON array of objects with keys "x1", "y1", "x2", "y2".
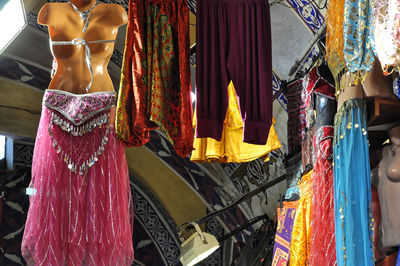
[{"x1": 343, "y1": 0, "x2": 375, "y2": 80}]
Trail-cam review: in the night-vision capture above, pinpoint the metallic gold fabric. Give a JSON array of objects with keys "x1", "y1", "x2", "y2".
[
  {"x1": 191, "y1": 82, "x2": 281, "y2": 163},
  {"x1": 343, "y1": 0, "x2": 375, "y2": 84},
  {"x1": 289, "y1": 170, "x2": 313, "y2": 266},
  {"x1": 325, "y1": 0, "x2": 346, "y2": 94}
]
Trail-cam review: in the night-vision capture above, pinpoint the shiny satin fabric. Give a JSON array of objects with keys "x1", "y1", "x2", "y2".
[
  {"x1": 343, "y1": 0, "x2": 375, "y2": 82},
  {"x1": 191, "y1": 82, "x2": 281, "y2": 163},
  {"x1": 309, "y1": 126, "x2": 337, "y2": 266},
  {"x1": 289, "y1": 170, "x2": 313, "y2": 266},
  {"x1": 116, "y1": 0, "x2": 193, "y2": 157},
  {"x1": 333, "y1": 98, "x2": 374, "y2": 266},
  {"x1": 22, "y1": 90, "x2": 134, "y2": 265},
  {"x1": 272, "y1": 201, "x2": 298, "y2": 266},
  {"x1": 325, "y1": 0, "x2": 346, "y2": 93}
]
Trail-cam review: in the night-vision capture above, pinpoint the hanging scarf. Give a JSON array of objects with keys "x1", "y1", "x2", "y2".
[
  {"x1": 373, "y1": 0, "x2": 397, "y2": 75},
  {"x1": 325, "y1": 0, "x2": 346, "y2": 95},
  {"x1": 343, "y1": 0, "x2": 375, "y2": 83}
]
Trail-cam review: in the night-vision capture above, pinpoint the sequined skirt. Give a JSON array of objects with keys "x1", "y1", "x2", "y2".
[
  {"x1": 333, "y1": 98, "x2": 374, "y2": 266},
  {"x1": 22, "y1": 90, "x2": 134, "y2": 265}
]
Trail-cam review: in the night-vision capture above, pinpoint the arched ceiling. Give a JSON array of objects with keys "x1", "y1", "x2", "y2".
[{"x1": 0, "y1": 0, "x2": 327, "y2": 244}]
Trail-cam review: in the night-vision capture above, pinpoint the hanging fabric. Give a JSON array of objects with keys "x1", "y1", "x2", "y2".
[
  {"x1": 325, "y1": 0, "x2": 346, "y2": 94},
  {"x1": 333, "y1": 98, "x2": 374, "y2": 266},
  {"x1": 289, "y1": 169, "x2": 313, "y2": 265},
  {"x1": 116, "y1": 0, "x2": 193, "y2": 157},
  {"x1": 271, "y1": 201, "x2": 299, "y2": 266},
  {"x1": 191, "y1": 82, "x2": 281, "y2": 163},
  {"x1": 373, "y1": 0, "x2": 398, "y2": 75},
  {"x1": 195, "y1": 0, "x2": 272, "y2": 146},
  {"x1": 309, "y1": 126, "x2": 336, "y2": 265},
  {"x1": 342, "y1": 0, "x2": 375, "y2": 83}
]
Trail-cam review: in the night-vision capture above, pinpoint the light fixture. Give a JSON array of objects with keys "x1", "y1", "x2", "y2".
[
  {"x1": 0, "y1": 0, "x2": 27, "y2": 54},
  {"x1": 179, "y1": 222, "x2": 220, "y2": 266}
]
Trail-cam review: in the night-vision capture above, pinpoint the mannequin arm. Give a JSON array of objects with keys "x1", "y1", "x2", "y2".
[
  {"x1": 37, "y1": 3, "x2": 50, "y2": 25},
  {"x1": 371, "y1": 166, "x2": 379, "y2": 187}
]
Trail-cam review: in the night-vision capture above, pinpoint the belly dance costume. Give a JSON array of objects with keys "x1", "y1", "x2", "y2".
[
  {"x1": 333, "y1": 98, "x2": 374, "y2": 266},
  {"x1": 21, "y1": 2, "x2": 134, "y2": 265}
]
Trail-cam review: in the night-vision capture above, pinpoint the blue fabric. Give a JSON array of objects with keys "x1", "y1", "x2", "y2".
[
  {"x1": 333, "y1": 98, "x2": 374, "y2": 266},
  {"x1": 343, "y1": 0, "x2": 375, "y2": 75},
  {"x1": 397, "y1": 249, "x2": 400, "y2": 266}
]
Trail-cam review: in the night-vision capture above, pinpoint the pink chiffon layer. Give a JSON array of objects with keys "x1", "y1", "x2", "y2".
[{"x1": 22, "y1": 90, "x2": 134, "y2": 265}]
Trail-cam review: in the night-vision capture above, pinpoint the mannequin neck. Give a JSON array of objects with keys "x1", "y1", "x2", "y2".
[
  {"x1": 69, "y1": 0, "x2": 97, "y2": 11},
  {"x1": 389, "y1": 125, "x2": 400, "y2": 146}
]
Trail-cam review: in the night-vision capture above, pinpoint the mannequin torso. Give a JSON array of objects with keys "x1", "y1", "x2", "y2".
[
  {"x1": 372, "y1": 125, "x2": 400, "y2": 247},
  {"x1": 38, "y1": 0, "x2": 128, "y2": 94},
  {"x1": 337, "y1": 72, "x2": 364, "y2": 110}
]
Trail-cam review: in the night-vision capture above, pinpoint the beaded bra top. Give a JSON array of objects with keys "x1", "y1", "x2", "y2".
[{"x1": 49, "y1": 0, "x2": 116, "y2": 93}]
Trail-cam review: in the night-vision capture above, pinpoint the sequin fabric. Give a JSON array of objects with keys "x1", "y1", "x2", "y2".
[
  {"x1": 116, "y1": 0, "x2": 193, "y2": 157},
  {"x1": 343, "y1": 0, "x2": 375, "y2": 82},
  {"x1": 325, "y1": 0, "x2": 346, "y2": 92},
  {"x1": 309, "y1": 126, "x2": 337, "y2": 266},
  {"x1": 289, "y1": 170, "x2": 313, "y2": 266},
  {"x1": 373, "y1": 0, "x2": 397, "y2": 75},
  {"x1": 287, "y1": 80, "x2": 305, "y2": 156},
  {"x1": 272, "y1": 201, "x2": 298, "y2": 266},
  {"x1": 22, "y1": 90, "x2": 134, "y2": 265},
  {"x1": 191, "y1": 82, "x2": 281, "y2": 163},
  {"x1": 394, "y1": 77, "x2": 400, "y2": 98},
  {"x1": 333, "y1": 98, "x2": 374, "y2": 266}
]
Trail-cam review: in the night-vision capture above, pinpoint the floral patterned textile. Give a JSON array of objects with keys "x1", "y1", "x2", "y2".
[
  {"x1": 343, "y1": 0, "x2": 375, "y2": 82},
  {"x1": 373, "y1": 0, "x2": 398, "y2": 75},
  {"x1": 116, "y1": 0, "x2": 193, "y2": 157},
  {"x1": 22, "y1": 90, "x2": 134, "y2": 265}
]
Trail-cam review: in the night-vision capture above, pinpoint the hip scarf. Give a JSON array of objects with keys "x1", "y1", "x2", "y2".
[
  {"x1": 289, "y1": 170, "x2": 313, "y2": 265},
  {"x1": 333, "y1": 98, "x2": 374, "y2": 266},
  {"x1": 309, "y1": 126, "x2": 337, "y2": 265},
  {"x1": 22, "y1": 90, "x2": 134, "y2": 266},
  {"x1": 272, "y1": 201, "x2": 298, "y2": 266},
  {"x1": 116, "y1": 0, "x2": 193, "y2": 157}
]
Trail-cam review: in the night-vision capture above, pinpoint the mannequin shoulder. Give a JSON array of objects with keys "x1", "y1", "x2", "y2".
[
  {"x1": 97, "y1": 3, "x2": 128, "y2": 27},
  {"x1": 37, "y1": 3, "x2": 68, "y2": 25}
]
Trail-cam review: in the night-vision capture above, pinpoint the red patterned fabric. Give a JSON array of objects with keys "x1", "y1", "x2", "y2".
[
  {"x1": 116, "y1": 0, "x2": 193, "y2": 157},
  {"x1": 309, "y1": 126, "x2": 337, "y2": 266}
]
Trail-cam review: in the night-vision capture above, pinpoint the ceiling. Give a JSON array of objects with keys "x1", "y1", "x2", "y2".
[{"x1": 0, "y1": 0, "x2": 327, "y2": 246}]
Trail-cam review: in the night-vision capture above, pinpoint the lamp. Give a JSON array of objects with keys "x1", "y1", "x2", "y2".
[
  {"x1": 0, "y1": 0, "x2": 27, "y2": 54},
  {"x1": 179, "y1": 222, "x2": 220, "y2": 266},
  {"x1": 178, "y1": 174, "x2": 289, "y2": 265}
]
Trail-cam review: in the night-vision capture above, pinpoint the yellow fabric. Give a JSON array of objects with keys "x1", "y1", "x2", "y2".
[
  {"x1": 325, "y1": 0, "x2": 347, "y2": 95},
  {"x1": 191, "y1": 82, "x2": 281, "y2": 163},
  {"x1": 289, "y1": 170, "x2": 313, "y2": 266}
]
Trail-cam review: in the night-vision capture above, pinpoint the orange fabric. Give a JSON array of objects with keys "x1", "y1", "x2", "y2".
[
  {"x1": 325, "y1": 0, "x2": 346, "y2": 93},
  {"x1": 289, "y1": 170, "x2": 313, "y2": 266},
  {"x1": 191, "y1": 82, "x2": 281, "y2": 163}
]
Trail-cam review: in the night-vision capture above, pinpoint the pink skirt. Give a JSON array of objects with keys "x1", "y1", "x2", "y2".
[{"x1": 22, "y1": 90, "x2": 134, "y2": 265}]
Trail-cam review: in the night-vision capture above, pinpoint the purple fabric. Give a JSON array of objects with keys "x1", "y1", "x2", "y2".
[
  {"x1": 195, "y1": 0, "x2": 272, "y2": 145},
  {"x1": 272, "y1": 202, "x2": 298, "y2": 265}
]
